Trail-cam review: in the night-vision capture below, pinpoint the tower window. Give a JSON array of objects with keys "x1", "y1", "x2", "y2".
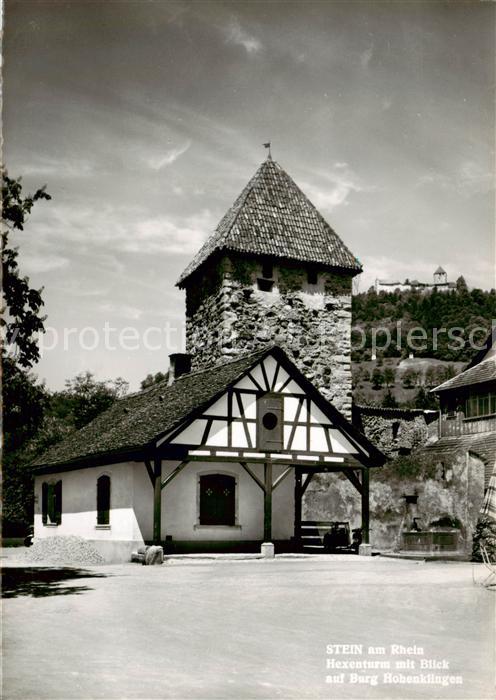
[
  {"x1": 262, "y1": 262, "x2": 273, "y2": 279},
  {"x1": 257, "y1": 278, "x2": 274, "y2": 292},
  {"x1": 307, "y1": 269, "x2": 318, "y2": 285}
]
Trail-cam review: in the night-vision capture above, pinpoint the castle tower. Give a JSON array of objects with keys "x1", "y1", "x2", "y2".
[
  {"x1": 176, "y1": 157, "x2": 362, "y2": 418},
  {"x1": 433, "y1": 266, "x2": 447, "y2": 285}
]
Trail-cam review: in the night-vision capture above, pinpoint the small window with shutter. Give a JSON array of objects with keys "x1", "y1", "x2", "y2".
[
  {"x1": 257, "y1": 393, "x2": 284, "y2": 451},
  {"x1": 42, "y1": 482, "x2": 48, "y2": 525},
  {"x1": 199, "y1": 474, "x2": 236, "y2": 526},
  {"x1": 97, "y1": 475, "x2": 111, "y2": 525},
  {"x1": 42, "y1": 481, "x2": 62, "y2": 525}
]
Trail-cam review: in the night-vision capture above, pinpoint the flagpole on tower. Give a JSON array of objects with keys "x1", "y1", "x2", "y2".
[{"x1": 263, "y1": 141, "x2": 272, "y2": 159}]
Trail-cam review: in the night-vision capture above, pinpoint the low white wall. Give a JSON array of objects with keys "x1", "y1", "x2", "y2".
[
  {"x1": 34, "y1": 462, "x2": 145, "y2": 547},
  {"x1": 34, "y1": 459, "x2": 296, "y2": 557}
]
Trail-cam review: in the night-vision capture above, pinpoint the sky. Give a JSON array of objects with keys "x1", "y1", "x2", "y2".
[{"x1": 4, "y1": 0, "x2": 495, "y2": 391}]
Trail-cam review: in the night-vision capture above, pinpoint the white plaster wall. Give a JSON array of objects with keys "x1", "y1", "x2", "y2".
[
  {"x1": 34, "y1": 462, "x2": 144, "y2": 544},
  {"x1": 135, "y1": 461, "x2": 295, "y2": 542},
  {"x1": 133, "y1": 462, "x2": 154, "y2": 541},
  {"x1": 34, "y1": 460, "x2": 296, "y2": 549}
]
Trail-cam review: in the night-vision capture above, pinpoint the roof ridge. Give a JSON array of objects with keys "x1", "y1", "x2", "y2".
[
  {"x1": 174, "y1": 345, "x2": 272, "y2": 382},
  {"x1": 119, "y1": 345, "x2": 274, "y2": 402}
]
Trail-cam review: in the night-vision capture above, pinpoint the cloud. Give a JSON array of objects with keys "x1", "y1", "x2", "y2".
[
  {"x1": 97, "y1": 302, "x2": 143, "y2": 321},
  {"x1": 146, "y1": 141, "x2": 191, "y2": 170},
  {"x1": 416, "y1": 161, "x2": 493, "y2": 196},
  {"x1": 225, "y1": 19, "x2": 262, "y2": 54},
  {"x1": 301, "y1": 163, "x2": 374, "y2": 212},
  {"x1": 457, "y1": 160, "x2": 493, "y2": 196},
  {"x1": 360, "y1": 45, "x2": 374, "y2": 69},
  {"x1": 20, "y1": 253, "x2": 70, "y2": 274},
  {"x1": 129, "y1": 209, "x2": 214, "y2": 254},
  {"x1": 16, "y1": 155, "x2": 95, "y2": 178}
]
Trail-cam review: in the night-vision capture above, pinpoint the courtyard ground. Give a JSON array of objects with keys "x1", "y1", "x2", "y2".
[{"x1": 2, "y1": 554, "x2": 495, "y2": 699}]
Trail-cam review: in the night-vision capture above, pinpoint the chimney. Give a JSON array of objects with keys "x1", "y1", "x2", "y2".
[{"x1": 168, "y1": 353, "x2": 191, "y2": 385}]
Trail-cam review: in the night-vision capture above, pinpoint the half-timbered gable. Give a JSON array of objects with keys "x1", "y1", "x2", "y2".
[{"x1": 163, "y1": 350, "x2": 370, "y2": 467}]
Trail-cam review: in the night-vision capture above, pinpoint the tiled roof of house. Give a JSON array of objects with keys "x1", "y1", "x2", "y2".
[
  {"x1": 177, "y1": 158, "x2": 362, "y2": 286},
  {"x1": 434, "y1": 266, "x2": 446, "y2": 274},
  {"x1": 34, "y1": 348, "x2": 269, "y2": 469},
  {"x1": 354, "y1": 404, "x2": 437, "y2": 419},
  {"x1": 465, "y1": 328, "x2": 496, "y2": 370},
  {"x1": 432, "y1": 358, "x2": 496, "y2": 393},
  {"x1": 419, "y1": 433, "x2": 496, "y2": 488},
  {"x1": 34, "y1": 345, "x2": 385, "y2": 471}
]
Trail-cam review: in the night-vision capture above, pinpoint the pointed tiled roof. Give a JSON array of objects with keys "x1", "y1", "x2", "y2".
[
  {"x1": 177, "y1": 158, "x2": 362, "y2": 286},
  {"x1": 434, "y1": 266, "x2": 446, "y2": 274}
]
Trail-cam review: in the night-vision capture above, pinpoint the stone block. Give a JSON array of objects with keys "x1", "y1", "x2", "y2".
[
  {"x1": 261, "y1": 542, "x2": 275, "y2": 558},
  {"x1": 144, "y1": 545, "x2": 164, "y2": 565},
  {"x1": 358, "y1": 543, "x2": 372, "y2": 556}
]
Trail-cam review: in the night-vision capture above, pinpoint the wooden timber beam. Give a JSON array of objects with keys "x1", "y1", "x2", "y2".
[
  {"x1": 153, "y1": 457, "x2": 162, "y2": 545},
  {"x1": 301, "y1": 473, "x2": 314, "y2": 495},
  {"x1": 184, "y1": 454, "x2": 363, "y2": 468},
  {"x1": 239, "y1": 461, "x2": 265, "y2": 492},
  {"x1": 161, "y1": 460, "x2": 189, "y2": 490},
  {"x1": 294, "y1": 470, "x2": 302, "y2": 547},
  {"x1": 264, "y1": 462, "x2": 273, "y2": 542},
  {"x1": 144, "y1": 460, "x2": 155, "y2": 487},
  {"x1": 272, "y1": 466, "x2": 293, "y2": 491},
  {"x1": 343, "y1": 469, "x2": 363, "y2": 496},
  {"x1": 361, "y1": 467, "x2": 370, "y2": 545}
]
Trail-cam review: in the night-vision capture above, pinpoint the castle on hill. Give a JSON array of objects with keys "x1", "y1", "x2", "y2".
[{"x1": 375, "y1": 266, "x2": 456, "y2": 294}]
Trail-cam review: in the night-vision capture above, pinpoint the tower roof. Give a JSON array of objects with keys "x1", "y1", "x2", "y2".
[
  {"x1": 177, "y1": 158, "x2": 362, "y2": 286},
  {"x1": 434, "y1": 266, "x2": 446, "y2": 274}
]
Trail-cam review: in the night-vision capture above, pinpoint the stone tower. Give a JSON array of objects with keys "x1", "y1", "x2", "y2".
[
  {"x1": 177, "y1": 157, "x2": 362, "y2": 418},
  {"x1": 433, "y1": 266, "x2": 447, "y2": 285}
]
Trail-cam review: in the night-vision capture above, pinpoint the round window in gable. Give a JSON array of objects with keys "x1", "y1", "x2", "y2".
[{"x1": 262, "y1": 412, "x2": 278, "y2": 430}]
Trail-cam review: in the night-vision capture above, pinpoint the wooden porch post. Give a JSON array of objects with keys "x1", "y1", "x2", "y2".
[
  {"x1": 264, "y1": 462, "x2": 273, "y2": 542},
  {"x1": 294, "y1": 469, "x2": 302, "y2": 549},
  {"x1": 361, "y1": 467, "x2": 370, "y2": 545},
  {"x1": 153, "y1": 457, "x2": 162, "y2": 545}
]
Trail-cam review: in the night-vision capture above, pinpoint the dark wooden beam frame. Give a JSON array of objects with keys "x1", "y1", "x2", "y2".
[
  {"x1": 153, "y1": 457, "x2": 162, "y2": 545},
  {"x1": 361, "y1": 467, "x2": 370, "y2": 544},
  {"x1": 239, "y1": 461, "x2": 265, "y2": 491},
  {"x1": 272, "y1": 466, "x2": 293, "y2": 491},
  {"x1": 301, "y1": 473, "x2": 314, "y2": 495},
  {"x1": 343, "y1": 469, "x2": 363, "y2": 495},
  {"x1": 264, "y1": 462, "x2": 272, "y2": 541},
  {"x1": 161, "y1": 460, "x2": 189, "y2": 490},
  {"x1": 145, "y1": 460, "x2": 155, "y2": 486},
  {"x1": 294, "y1": 470, "x2": 302, "y2": 548}
]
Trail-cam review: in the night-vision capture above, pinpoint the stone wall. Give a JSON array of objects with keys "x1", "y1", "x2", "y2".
[
  {"x1": 303, "y1": 451, "x2": 486, "y2": 553},
  {"x1": 185, "y1": 255, "x2": 354, "y2": 417},
  {"x1": 358, "y1": 413, "x2": 430, "y2": 458}
]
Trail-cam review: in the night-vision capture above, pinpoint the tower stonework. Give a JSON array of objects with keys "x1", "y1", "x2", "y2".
[{"x1": 177, "y1": 158, "x2": 362, "y2": 419}]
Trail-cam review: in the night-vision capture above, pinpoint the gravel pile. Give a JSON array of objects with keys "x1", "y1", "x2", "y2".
[{"x1": 22, "y1": 536, "x2": 105, "y2": 565}]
